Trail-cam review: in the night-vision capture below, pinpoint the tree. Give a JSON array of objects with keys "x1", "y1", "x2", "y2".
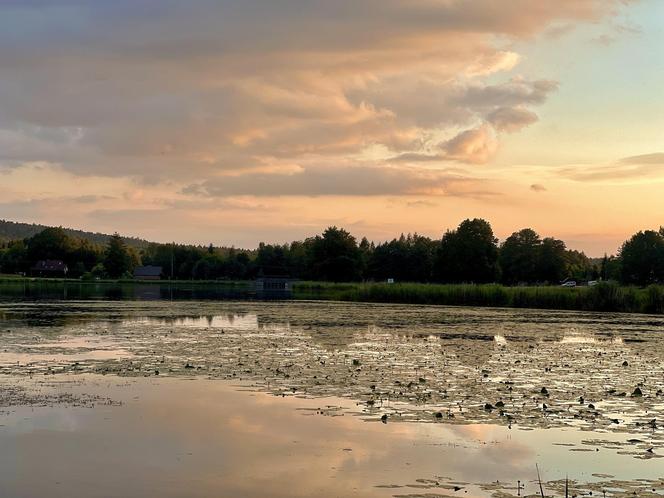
[
  {"x1": 26, "y1": 227, "x2": 74, "y2": 264},
  {"x1": 310, "y1": 227, "x2": 363, "y2": 281},
  {"x1": 406, "y1": 235, "x2": 437, "y2": 282},
  {"x1": 104, "y1": 233, "x2": 134, "y2": 278},
  {"x1": 620, "y1": 230, "x2": 664, "y2": 285},
  {"x1": 538, "y1": 237, "x2": 567, "y2": 283},
  {"x1": 255, "y1": 243, "x2": 289, "y2": 275},
  {"x1": 71, "y1": 239, "x2": 102, "y2": 276},
  {"x1": 91, "y1": 263, "x2": 107, "y2": 279},
  {"x1": 192, "y1": 255, "x2": 218, "y2": 280},
  {"x1": 0, "y1": 240, "x2": 28, "y2": 274},
  {"x1": 564, "y1": 249, "x2": 594, "y2": 281},
  {"x1": 600, "y1": 254, "x2": 621, "y2": 281},
  {"x1": 499, "y1": 228, "x2": 541, "y2": 284},
  {"x1": 368, "y1": 235, "x2": 410, "y2": 282},
  {"x1": 434, "y1": 219, "x2": 499, "y2": 283},
  {"x1": 288, "y1": 239, "x2": 315, "y2": 279}
]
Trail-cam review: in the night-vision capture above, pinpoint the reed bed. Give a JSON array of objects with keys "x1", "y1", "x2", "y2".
[{"x1": 295, "y1": 281, "x2": 664, "y2": 314}]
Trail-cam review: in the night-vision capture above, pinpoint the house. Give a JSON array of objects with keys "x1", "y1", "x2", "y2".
[
  {"x1": 255, "y1": 276, "x2": 293, "y2": 292},
  {"x1": 31, "y1": 260, "x2": 68, "y2": 277},
  {"x1": 134, "y1": 265, "x2": 163, "y2": 280}
]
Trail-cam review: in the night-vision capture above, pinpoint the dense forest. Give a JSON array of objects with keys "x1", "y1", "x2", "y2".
[
  {"x1": 0, "y1": 219, "x2": 149, "y2": 249},
  {"x1": 0, "y1": 218, "x2": 662, "y2": 286}
]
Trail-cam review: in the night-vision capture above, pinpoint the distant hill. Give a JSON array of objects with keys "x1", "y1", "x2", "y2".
[{"x1": 0, "y1": 219, "x2": 151, "y2": 249}]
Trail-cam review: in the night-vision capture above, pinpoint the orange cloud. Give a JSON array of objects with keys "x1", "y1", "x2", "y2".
[{"x1": 441, "y1": 125, "x2": 499, "y2": 164}]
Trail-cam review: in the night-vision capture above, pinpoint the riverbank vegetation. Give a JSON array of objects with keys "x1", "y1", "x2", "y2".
[
  {"x1": 1, "y1": 218, "x2": 664, "y2": 288},
  {"x1": 295, "y1": 281, "x2": 664, "y2": 314}
]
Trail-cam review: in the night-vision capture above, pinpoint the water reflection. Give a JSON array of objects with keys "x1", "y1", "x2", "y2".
[
  {"x1": 494, "y1": 334, "x2": 508, "y2": 345},
  {"x1": 3, "y1": 301, "x2": 664, "y2": 443},
  {"x1": 1, "y1": 376, "x2": 662, "y2": 498},
  {"x1": 127, "y1": 314, "x2": 260, "y2": 330},
  {"x1": 560, "y1": 331, "x2": 624, "y2": 344},
  {"x1": 0, "y1": 281, "x2": 290, "y2": 302}
]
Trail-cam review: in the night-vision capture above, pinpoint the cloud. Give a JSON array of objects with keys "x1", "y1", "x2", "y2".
[
  {"x1": 488, "y1": 107, "x2": 539, "y2": 133},
  {"x1": 619, "y1": 153, "x2": 664, "y2": 165},
  {"x1": 0, "y1": 0, "x2": 640, "y2": 250},
  {"x1": 405, "y1": 200, "x2": 438, "y2": 208},
  {"x1": 530, "y1": 184, "x2": 547, "y2": 192},
  {"x1": 592, "y1": 20, "x2": 642, "y2": 45},
  {"x1": 441, "y1": 125, "x2": 499, "y2": 165},
  {"x1": 560, "y1": 152, "x2": 664, "y2": 182},
  {"x1": 183, "y1": 165, "x2": 498, "y2": 198},
  {"x1": 0, "y1": 0, "x2": 630, "y2": 185}
]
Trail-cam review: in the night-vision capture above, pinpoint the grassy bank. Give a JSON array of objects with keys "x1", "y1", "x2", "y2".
[
  {"x1": 0, "y1": 275, "x2": 251, "y2": 286},
  {"x1": 294, "y1": 281, "x2": 664, "y2": 314},
  {"x1": 3, "y1": 275, "x2": 664, "y2": 314}
]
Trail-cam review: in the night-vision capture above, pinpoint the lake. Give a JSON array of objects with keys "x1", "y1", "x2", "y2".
[{"x1": 1, "y1": 299, "x2": 663, "y2": 497}]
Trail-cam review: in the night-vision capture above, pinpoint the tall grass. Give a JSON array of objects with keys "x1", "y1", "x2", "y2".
[{"x1": 294, "y1": 281, "x2": 664, "y2": 314}]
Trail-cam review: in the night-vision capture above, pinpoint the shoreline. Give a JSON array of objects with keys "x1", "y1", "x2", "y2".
[{"x1": 3, "y1": 278, "x2": 663, "y2": 315}]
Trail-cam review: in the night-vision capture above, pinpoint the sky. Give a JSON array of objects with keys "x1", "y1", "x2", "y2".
[{"x1": 0, "y1": 0, "x2": 662, "y2": 256}]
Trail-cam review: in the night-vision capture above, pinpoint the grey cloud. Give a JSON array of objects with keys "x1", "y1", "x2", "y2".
[
  {"x1": 405, "y1": 200, "x2": 438, "y2": 208},
  {"x1": 560, "y1": 152, "x2": 664, "y2": 182},
  {"x1": 619, "y1": 153, "x2": 664, "y2": 165},
  {"x1": 71, "y1": 195, "x2": 115, "y2": 203},
  {"x1": 487, "y1": 107, "x2": 539, "y2": 132},
  {"x1": 457, "y1": 79, "x2": 559, "y2": 109},
  {"x1": 183, "y1": 166, "x2": 496, "y2": 198},
  {"x1": 440, "y1": 125, "x2": 498, "y2": 164},
  {"x1": 0, "y1": 0, "x2": 631, "y2": 190}
]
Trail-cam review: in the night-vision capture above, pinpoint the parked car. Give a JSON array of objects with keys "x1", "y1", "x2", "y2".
[{"x1": 561, "y1": 280, "x2": 577, "y2": 287}]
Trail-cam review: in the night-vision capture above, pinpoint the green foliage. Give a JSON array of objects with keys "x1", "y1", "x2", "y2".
[
  {"x1": 620, "y1": 230, "x2": 664, "y2": 285},
  {"x1": 309, "y1": 227, "x2": 363, "y2": 281},
  {"x1": 0, "y1": 240, "x2": 28, "y2": 274},
  {"x1": 499, "y1": 228, "x2": 595, "y2": 285},
  {"x1": 295, "y1": 281, "x2": 664, "y2": 314},
  {"x1": 104, "y1": 234, "x2": 135, "y2": 279},
  {"x1": 26, "y1": 227, "x2": 74, "y2": 263},
  {"x1": 564, "y1": 249, "x2": 595, "y2": 281},
  {"x1": 434, "y1": 219, "x2": 499, "y2": 283},
  {"x1": 0, "y1": 219, "x2": 148, "y2": 248},
  {"x1": 2, "y1": 219, "x2": 664, "y2": 292},
  {"x1": 0, "y1": 227, "x2": 102, "y2": 277},
  {"x1": 91, "y1": 263, "x2": 107, "y2": 278},
  {"x1": 368, "y1": 233, "x2": 436, "y2": 282},
  {"x1": 538, "y1": 237, "x2": 567, "y2": 283},
  {"x1": 644, "y1": 284, "x2": 664, "y2": 314},
  {"x1": 255, "y1": 243, "x2": 290, "y2": 275},
  {"x1": 499, "y1": 228, "x2": 542, "y2": 284}
]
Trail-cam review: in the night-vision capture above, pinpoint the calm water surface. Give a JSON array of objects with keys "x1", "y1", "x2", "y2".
[
  {"x1": 1, "y1": 300, "x2": 664, "y2": 497},
  {"x1": 0, "y1": 376, "x2": 661, "y2": 498}
]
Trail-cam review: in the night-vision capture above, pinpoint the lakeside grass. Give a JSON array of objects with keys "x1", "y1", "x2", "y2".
[
  {"x1": 2, "y1": 275, "x2": 663, "y2": 314},
  {"x1": 0, "y1": 275, "x2": 251, "y2": 286},
  {"x1": 294, "y1": 281, "x2": 664, "y2": 314}
]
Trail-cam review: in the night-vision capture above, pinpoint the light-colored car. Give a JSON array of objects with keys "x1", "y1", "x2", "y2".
[{"x1": 561, "y1": 281, "x2": 577, "y2": 287}]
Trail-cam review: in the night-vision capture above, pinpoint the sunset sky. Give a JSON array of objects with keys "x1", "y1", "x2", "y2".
[{"x1": 1, "y1": 0, "x2": 662, "y2": 256}]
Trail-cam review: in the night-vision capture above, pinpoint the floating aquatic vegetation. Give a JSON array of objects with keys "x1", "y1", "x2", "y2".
[{"x1": 1, "y1": 301, "x2": 663, "y2": 456}]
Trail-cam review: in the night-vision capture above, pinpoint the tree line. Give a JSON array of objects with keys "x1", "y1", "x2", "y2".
[
  {"x1": 0, "y1": 219, "x2": 662, "y2": 286},
  {"x1": 0, "y1": 219, "x2": 148, "y2": 249}
]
